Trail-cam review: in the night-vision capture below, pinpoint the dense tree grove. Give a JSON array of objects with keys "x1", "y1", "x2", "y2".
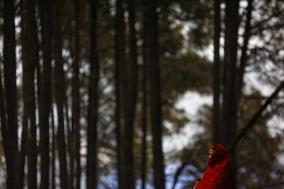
[{"x1": 0, "y1": 0, "x2": 283, "y2": 188}]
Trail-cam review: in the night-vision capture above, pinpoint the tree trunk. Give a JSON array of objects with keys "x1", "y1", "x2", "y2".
[
  {"x1": 141, "y1": 3, "x2": 149, "y2": 189},
  {"x1": 141, "y1": 71, "x2": 148, "y2": 189},
  {"x1": 143, "y1": 0, "x2": 166, "y2": 188},
  {"x1": 221, "y1": 0, "x2": 240, "y2": 150},
  {"x1": 21, "y1": 0, "x2": 38, "y2": 188},
  {"x1": 87, "y1": 0, "x2": 100, "y2": 188},
  {"x1": 65, "y1": 101, "x2": 74, "y2": 189},
  {"x1": 73, "y1": 0, "x2": 81, "y2": 188},
  {"x1": 54, "y1": 1, "x2": 70, "y2": 188},
  {"x1": 20, "y1": 4, "x2": 27, "y2": 187},
  {"x1": 114, "y1": 0, "x2": 126, "y2": 187},
  {"x1": 141, "y1": 30, "x2": 148, "y2": 189},
  {"x1": 222, "y1": 0, "x2": 240, "y2": 187},
  {"x1": 39, "y1": 0, "x2": 53, "y2": 187},
  {"x1": 51, "y1": 107, "x2": 56, "y2": 189},
  {"x1": 116, "y1": 0, "x2": 130, "y2": 186},
  {"x1": 121, "y1": 0, "x2": 139, "y2": 188},
  {"x1": 212, "y1": 0, "x2": 221, "y2": 144},
  {"x1": 19, "y1": 118, "x2": 27, "y2": 189},
  {"x1": 19, "y1": 117, "x2": 27, "y2": 189},
  {"x1": 3, "y1": 0, "x2": 20, "y2": 188},
  {"x1": 114, "y1": 47, "x2": 122, "y2": 189},
  {"x1": 0, "y1": 58, "x2": 7, "y2": 162}
]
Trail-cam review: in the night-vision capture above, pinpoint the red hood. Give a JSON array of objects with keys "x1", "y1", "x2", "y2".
[
  {"x1": 196, "y1": 144, "x2": 235, "y2": 189},
  {"x1": 208, "y1": 144, "x2": 227, "y2": 167}
]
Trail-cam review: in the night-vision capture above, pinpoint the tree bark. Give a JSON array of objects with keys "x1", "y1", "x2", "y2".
[
  {"x1": 117, "y1": 0, "x2": 130, "y2": 186},
  {"x1": 144, "y1": 0, "x2": 166, "y2": 188},
  {"x1": 65, "y1": 101, "x2": 74, "y2": 189},
  {"x1": 141, "y1": 71, "x2": 148, "y2": 189},
  {"x1": 73, "y1": 0, "x2": 81, "y2": 188},
  {"x1": 121, "y1": 0, "x2": 139, "y2": 188},
  {"x1": 87, "y1": 0, "x2": 100, "y2": 188},
  {"x1": 39, "y1": 0, "x2": 53, "y2": 187},
  {"x1": 222, "y1": 0, "x2": 240, "y2": 187},
  {"x1": 221, "y1": 0, "x2": 240, "y2": 150},
  {"x1": 51, "y1": 107, "x2": 56, "y2": 189},
  {"x1": 212, "y1": 0, "x2": 221, "y2": 144},
  {"x1": 114, "y1": 0, "x2": 126, "y2": 187},
  {"x1": 21, "y1": 0, "x2": 38, "y2": 188},
  {"x1": 19, "y1": 118, "x2": 27, "y2": 189},
  {"x1": 0, "y1": 58, "x2": 7, "y2": 163},
  {"x1": 54, "y1": 0, "x2": 70, "y2": 188},
  {"x1": 141, "y1": 3, "x2": 149, "y2": 189},
  {"x1": 141, "y1": 27, "x2": 148, "y2": 189},
  {"x1": 3, "y1": 0, "x2": 20, "y2": 188}
]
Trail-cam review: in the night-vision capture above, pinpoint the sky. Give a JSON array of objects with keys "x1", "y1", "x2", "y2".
[{"x1": 163, "y1": 92, "x2": 211, "y2": 154}]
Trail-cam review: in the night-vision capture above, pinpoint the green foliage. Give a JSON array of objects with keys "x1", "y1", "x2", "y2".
[
  {"x1": 161, "y1": 52, "x2": 212, "y2": 106},
  {"x1": 168, "y1": 0, "x2": 213, "y2": 49},
  {"x1": 159, "y1": 13, "x2": 184, "y2": 56}
]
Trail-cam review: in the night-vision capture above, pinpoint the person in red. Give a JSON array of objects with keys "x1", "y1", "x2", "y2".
[{"x1": 194, "y1": 144, "x2": 235, "y2": 189}]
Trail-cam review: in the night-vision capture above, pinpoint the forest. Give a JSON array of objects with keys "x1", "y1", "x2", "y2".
[{"x1": 0, "y1": 0, "x2": 283, "y2": 188}]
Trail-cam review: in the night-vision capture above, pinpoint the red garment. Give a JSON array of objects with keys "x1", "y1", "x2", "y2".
[{"x1": 195, "y1": 144, "x2": 235, "y2": 189}]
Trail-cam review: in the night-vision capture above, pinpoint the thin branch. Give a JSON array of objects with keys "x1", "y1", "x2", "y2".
[
  {"x1": 171, "y1": 163, "x2": 187, "y2": 189},
  {"x1": 229, "y1": 80, "x2": 284, "y2": 151}
]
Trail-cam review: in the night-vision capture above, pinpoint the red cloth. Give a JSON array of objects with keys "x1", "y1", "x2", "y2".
[{"x1": 195, "y1": 144, "x2": 235, "y2": 189}]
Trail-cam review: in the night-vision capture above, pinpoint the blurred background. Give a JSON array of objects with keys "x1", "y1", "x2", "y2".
[{"x1": 0, "y1": 0, "x2": 283, "y2": 188}]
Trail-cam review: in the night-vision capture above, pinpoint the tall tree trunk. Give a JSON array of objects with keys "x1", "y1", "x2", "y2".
[
  {"x1": 73, "y1": 0, "x2": 81, "y2": 188},
  {"x1": 54, "y1": 1, "x2": 70, "y2": 188},
  {"x1": 141, "y1": 3, "x2": 150, "y2": 188},
  {"x1": 144, "y1": 0, "x2": 166, "y2": 188},
  {"x1": 141, "y1": 76, "x2": 148, "y2": 189},
  {"x1": 19, "y1": 118, "x2": 27, "y2": 189},
  {"x1": 3, "y1": 0, "x2": 20, "y2": 188},
  {"x1": 114, "y1": 47, "x2": 122, "y2": 189},
  {"x1": 87, "y1": 0, "x2": 100, "y2": 188},
  {"x1": 21, "y1": 0, "x2": 38, "y2": 188},
  {"x1": 65, "y1": 101, "x2": 74, "y2": 189},
  {"x1": 117, "y1": 0, "x2": 129, "y2": 186},
  {"x1": 222, "y1": 0, "x2": 240, "y2": 187},
  {"x1": 39, "y1": 0, "x2": 53, "y2": 187},
  {"x1": 19, "y1": 9, "x2": 27, "y2": 183},
  {"x1": 141, "y1": 21, "x2": 148, "y2": 189},
  {"x1": 121, "y1": 0, "x2": 139, "y2": 188},
  {"x1": 212, "y1": 0, "x2": 221, "y2": 144},
  {"x1": 221, "y1": 0, "x2": 240, "y2": 150},
  {"x1": 0, "y1": 58, "x2": 7, "y2": 162},
  {"x1": 19, "y1": 110, "x2": 27, "y2": 189},
  {"x1": 114, "y1": 0, "x2": 126, "y2": 187},
  {"x1": 51, "y1": 107, "x2": 56, "y2": 189}
]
